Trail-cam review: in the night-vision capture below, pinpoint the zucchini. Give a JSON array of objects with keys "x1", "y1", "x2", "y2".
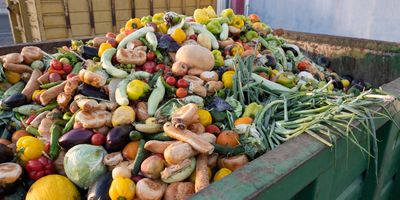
[
  {"x1": 143, "y1": 132, "x2": 172, "y2": 141},
  {"x1": 131, "y1": 139, "x2": 146, "y2": 176},
  {"x1": 212, "y1": 143, "x2": 245, "y2": 156},
  {"x1": 3, "y1": 82, "x2": 25, "y2": 98},
  {"x1": 71, "y1": 62, "x2": 82, "y2": 75},
  {"x1": 117, "y1": 26, "x2": 154, "y2": 49},
  {"x1": 115, "y1": 71, "x2": 151, "y2": 106},
  {"x1": 147, "y1": 77, "x2": 165, "y2": 116},
  {"x1": 101, "y1": 48, "x2": 128, "y2": 78},
  {"x1": 145, "y1": 32, "x2": 158, "y2": 52},
  {"x1": 12, "y1": 104, "x2": 42, "y2": 116}
]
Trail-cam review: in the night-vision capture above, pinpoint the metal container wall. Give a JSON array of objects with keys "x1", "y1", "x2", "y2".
[{"x1": 191, "y1": 31, "x2": 400, "y2": 200}]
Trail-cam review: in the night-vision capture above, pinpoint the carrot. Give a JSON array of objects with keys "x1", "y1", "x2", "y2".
[
  {"x1": 21, "y1": 69, "x2": 42, "y2": 101},
  {"x1": 3, "y1": 62, "x2": 33, "y2": 73}
]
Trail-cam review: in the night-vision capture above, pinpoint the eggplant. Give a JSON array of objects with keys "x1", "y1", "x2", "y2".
[
  {"x1": 87, "y1": 172, "x2": 112, "y2": 200},
  {"x1": 80, "y1": 45, "x2": 99, "y2": 59},
  {"x1": 0, "y1": 93, "x2": 27, "y2": 110},
  {"x1": 106, "y1": 125, "x2": 134, "y2": 151},
  {"x1": 0, "y1": 162, "x2": 23, "y2": 195},
  {"x1": 59, "y1": 128, "x2": 93, "y2": 149},
  {"x1": 78, "y1": 84, "x2": 109, "y2": 100},
  {"x1": 0, "y1": 144, "x2": 14, "y2": 163},
  {"x1": 265, "y1": 54, "x2": 276, "y2": 68}
]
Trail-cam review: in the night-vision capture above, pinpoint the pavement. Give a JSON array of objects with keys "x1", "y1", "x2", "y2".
[{"x1": 0, "y1": 14, "x2": 14, "y2": 46}]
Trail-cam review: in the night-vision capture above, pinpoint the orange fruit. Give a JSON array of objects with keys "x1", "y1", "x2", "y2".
[
  {"x1": 234, "y1": 117, "x2": 253, "y2": 126},
  {"x1": 122, "y1": 141, "x2": 140, "y2": 160},
  {"x1": 216, "y1": 130, "x2": 240, "y2": 148},
  {"x1": 12, "y1": 130, "x2": 30, "y2": 143}
]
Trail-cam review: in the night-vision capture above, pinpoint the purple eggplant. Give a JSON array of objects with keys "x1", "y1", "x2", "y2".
[
  {"x1": 59, "y1": 128, "x2": 93, "y2": 149},
  {"x1": 106, "y1": 125, "x2": 133, "y2": 152}
]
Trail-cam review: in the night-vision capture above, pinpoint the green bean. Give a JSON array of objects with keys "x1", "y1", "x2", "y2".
[
  {"x1": 63, "y1": 112, "x2": 77, "y2": 134},
  {"x1": 50, "y1": 125, "x2": 62, "y2": 160},
  {"x1": 40, "y1": 81, "x2": 63, "y2": 89},
  {"x1": 26, "y1": 125, "x2": 40, "y2": 136}
]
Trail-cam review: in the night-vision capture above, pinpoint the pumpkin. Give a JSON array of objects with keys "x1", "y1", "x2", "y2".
[{"x1": 26, "y1": 175, "x2": 80, "y2": 200}]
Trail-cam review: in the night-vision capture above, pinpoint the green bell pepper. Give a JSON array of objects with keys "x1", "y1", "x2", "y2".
[
  {"x1": 206, "y1": 20, "x2": 222, "y2": 34},
  {"x1": 212, "y1": 50, "x2": 224, "y2": 67}
]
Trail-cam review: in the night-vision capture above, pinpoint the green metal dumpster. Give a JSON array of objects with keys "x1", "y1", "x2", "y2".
[
  {"x1": 191, "y1": 31, "x2": 400, "y2": 200},
  {"x1": 0, "y1": 31, "x2": 399, "y2": 200}
]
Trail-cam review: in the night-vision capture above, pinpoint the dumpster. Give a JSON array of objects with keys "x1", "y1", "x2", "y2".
[
  {"x1": 192, "y1": 30, "x2": 400, "y2": 200},
  {"x1": 0, "y1": 8, "x2": 399, "y2": 200}
]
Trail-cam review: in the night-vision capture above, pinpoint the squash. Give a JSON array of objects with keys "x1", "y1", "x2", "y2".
[
  {"x1": 87, "y1": 172, "x2": 112, "y2": 200},
  {"x1": 26, "y1": 174, "x2": 80, "y2": 200},
  {"x1": 0, "y1": 162, "x2": 22, "y2": 195},
  {"x1": 175, "y1": 45, "x2": 214, "y2": 71}
]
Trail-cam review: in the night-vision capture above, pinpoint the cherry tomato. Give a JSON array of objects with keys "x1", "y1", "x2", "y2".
[
  {"x1": 146, "y1": 52, "x2": 155, "y2": 61},
  {"x1": 50, "y1": 59, "x2": 62, "y2": 70},
  {"x1": 176, "y1": 88, "x2": 188, "y2": 98},
  {"x1": 62, "y1": 63, "x2": 73, "y2": 74},
  {"x1": 105, "y1": 32, "x2": 117, "y2": 38},
  {"x1": 189, "y1": 34, "x2": 197, "y2": 41},
  {"x1": 155, "y1": 64, "x2": 166, "y2": 71},
  {"x1": 143, "y1": 61, "x2": 157, "y2": 73},
  {"x1": 176, "y1": 79, "x2": 189, "y2": 88},
  {"x1": 163, "y1": 66, "x2": 171, "y2": 73},
  {"x1": 166, "y1": 76, "x2": 176, "y2": 86},
  {"x1": 91, "y1": 133, "x2": 106, "y2": 146}
]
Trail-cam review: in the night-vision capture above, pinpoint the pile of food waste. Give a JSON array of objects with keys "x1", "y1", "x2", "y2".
[{"x1": 0, "y1": 6, "x2": 395, "y2": 200}]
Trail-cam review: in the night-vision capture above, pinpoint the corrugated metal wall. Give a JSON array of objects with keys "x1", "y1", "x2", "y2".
[{"x1": 248, "y1": 0, "x2": 400, "y2": 42}]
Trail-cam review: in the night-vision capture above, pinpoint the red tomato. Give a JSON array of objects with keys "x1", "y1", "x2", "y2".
[
  {"x1": 176, "y1": 88, "x2": 188, "y2": 98},
  {"x1": 91, "y1": 133, "x2": 106, "y2": 146},
  {"x1": 205, "y1": 124, "x2": 221, "y2": 135},
  {"x1": 248, "y1": 14, "x2": 260, "y2": 23},
  {"x1": 166, "y1": 76, "x2": 176, "y2": 86},
  {"x1": 163, "y1": 66, "x2": 171, "y2": 73},
  {"x1": 62, "y1": 63, "x2": 73, "y2": 74},
  {"x1": 107, "y1": 39, "x2": 118, "y2": 48},
  {"x1": 146, "y1": 52, "x2": 155, "y2": 61},
  {"x1": 188, "y1": 34, "x2": 197, "y2": 41},
  {"x1": 105, "y1": 32, "x2": 117, "y2": 38},
  {"x1": 50, "y1": 59, "x2": 62, "y2": 70},
  {"x1": 176, "y1": 79, "x2": 189, "y2": 88},
  {"x1": 143, "y1": 61, "x2": 157, "y2": 73},
  {"x1": 155, "y1": 64, "x2": 166, "y2": 71}
]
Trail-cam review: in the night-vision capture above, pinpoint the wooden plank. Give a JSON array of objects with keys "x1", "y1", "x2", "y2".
[
  {"x1": 62, "y1": 0, "x2": 72, "y2": 38},
  {"x1": 87, "y1": 0, "x2": 95, "y2": 35}
]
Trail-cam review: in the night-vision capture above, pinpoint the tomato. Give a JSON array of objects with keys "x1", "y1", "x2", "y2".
[
  {"x1": 91, "y1": 133, "x2": 106, "y2": 146},
  {"x1": 106, "y1": 32, "x2": 117, "y2": 38},
  {"x1": 163, "y1": 66, "x2": 171, "y2": 73},
  {"x1": 176, "y1": 79, "x2": 189, "y2": 88},
  {"x1": 297, "y1": 60, "x2": 310, "y2": 71},
  {"x1": 248, "y1": 14, "x2": 260, "y2": 23},
  {"x1": 176, "y1": 88, "x2": 188, "y2": 98},
  {"x1": 146, "y1": 52, "x2": 155, "y2": 61},
  {"x1": 166, "y1": 76, "x2": 176, "y2": 86},
  {"x1": 50, "y1": 59, "x2": 62, "y2": 70},
  {"x1": 188, "y1": 34, "x2": 197, "y2": 41},
  {"x1": 205, "y1": 124, "x2": 221, "y2": 135},
  {"x1": 62, "y1": 64, "x2": 73, "y2": 74},
  {"x1": 143, "y1": 61, "x2": 157, "y2": 73},
  {"x1": 106, "y1": 39, "x2": 118, "y2": 48},
  {"x1": 155, "y1": 64, "x2": 166, "y2": 71}
]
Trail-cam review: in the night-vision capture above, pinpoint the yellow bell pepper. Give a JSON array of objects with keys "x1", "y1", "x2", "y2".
[
  {"x1": 126, "y1": 80, "x2": 150, "y2": 101},
  {"x1": 109, "y1": 177, "x2": 135, "y2": 200},
  {"x1": 222, "y1": 71, "x2": 235, "y2": 89},
  {"x1": 230, "y1": 16, "x2": 244, "y2": 29},
  {"x1": 32, "y1": 89, "x2": 46, "y2": 101},
  {"x1": 5, "y1": 70, "x2": 21, "y2": 84},
  {"x1": 112, "y1": 106, "x2": 136, "y2": 127},
  {"x1": 98, "y1": 43, "x2": 113, "y2": 57},
  {"x1": 16, "y1": 136, "x2": 44, "y2": 162},
  {"x1": 170, "y1": 28, "x2": 186, "y2": 44},
  {"x1": 157, "y1": 22, "x2": 168, "y2": 34},
  {"x1": 213, "y1": 168, "x2": 232, "y2": 182},
  {"x1": 125, "y1": 18, "x2": 143, "y2": 30},
  {"x1": 152, "y1": 12, "x2": 165, "y2": 24},
  {"x1": 231, "y1": 42, "x2": 244, "y2": 56},
  {"x1": 193, "y1": 9, "x2": 209, "y2": 24},
  {"x1": 204, "y1": 6, "x2": 217, "y2": 18},
  {"x1": 197, "y1": 109, "x2": 212, "y2": 126},
  {"x1": 220, "y1": 8, "x2": 235, "y2": 22}
]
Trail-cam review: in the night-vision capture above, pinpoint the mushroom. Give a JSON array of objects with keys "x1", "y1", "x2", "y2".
[
  {"x1": 171, "y1": 103, "x2": 200, "y2": 129},
  {"x1": 205, "y1": 81, "x2": 224, "y2": 95},
  {"x1": 218, "y1": 154, "x2": 249, "y2": 171},
  {"x1": 126, "y1": 39, "x2": 144, "y2": 50},
  {"x1": 200, "y1": 71, "x2": 219, "y2": 82},
  {"x1": 21, "y1": 46, "x2": 43, "y2": 64},
  {"x1": 189, "y1": 83, "x2": 207, "y2": 97},
  {"x1": 164, "y1": 142, "x2": 197, "y2": 165},
  {"x1": 183, "y1": 75, "x2": 204, "y2": 86},
  {"x1": 136, "y1": 178, "x2": 167, "y2": 200},
  {"x1": 218, "y1": 38, "x2": 235, "y2": 48},
  {"x1": 187, "y1": 68, "x2": 204, "y2": 76},
  {"x1": 171, "y1": 61, "x2": 189, "y2": 77},
  {"x1": 2, "y1": 53, "x2": 23, "y2": 64},
  {"x1": 103, "y1": 152, "x2": 124, "y2": 169},
  {"x1": 188, "y1": 123, "x2": 205, "y2": 134},
  {"x1": 161, "y1": 157, "x2": 196, "y2": 183},
  {"x1": 164, "y1": 182, "x2": 195, "y2": 200},
  {"x1": 116, "y1": 49, "x2": 146, "y2": 65},
  {"x1": 208, "y1": 153, "x2": 219, "y2": 168},
  {"x1": 140, "y1": 155, "x2": 165, "y2": 179}
]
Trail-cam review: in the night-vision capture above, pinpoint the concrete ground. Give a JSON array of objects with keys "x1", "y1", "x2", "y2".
[{"x1": 0, "y1": 14, "x2": 13, "y2": 46}]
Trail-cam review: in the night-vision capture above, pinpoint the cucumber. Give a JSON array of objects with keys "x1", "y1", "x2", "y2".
[
  {"x1": 3, "y1": 82, "x2": 25, "y2": 98},
  {"x1": 101, "y1": 48, "x2": 128, "y2": 78},
  {"x1": 212, "y1": 143, "x2": 245, "y2": 156},
  {"x1": 147, "y1": 77, "x2": 165, "y2": 116},
  {"x1": 132, "y1": 139, "x2": 146, "y2": 176},
  {"x1": 117, "y1": 26, "x2": 154, "y2": 49},
  {"x1": 129, "y1": 131, "x2": 143, "y2": 141},
  {"x1": 145, "y1": 32, "x2": 158, "y2": 52},
  {"x1": 220, "y1": 23, "x2": 229, "y2": 40},
  {"x1": 143, "y1": 132, "x2": 172, "y2": 141}
]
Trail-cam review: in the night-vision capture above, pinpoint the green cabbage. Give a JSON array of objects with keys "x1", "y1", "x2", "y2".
[{"x1": 64, "y1": 144, "x2": 107, "y2": 189}]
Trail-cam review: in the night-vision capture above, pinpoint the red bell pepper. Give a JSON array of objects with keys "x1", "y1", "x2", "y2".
[{"x1": 25, "y1": 156, "x2": 54, "y2": 180}]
